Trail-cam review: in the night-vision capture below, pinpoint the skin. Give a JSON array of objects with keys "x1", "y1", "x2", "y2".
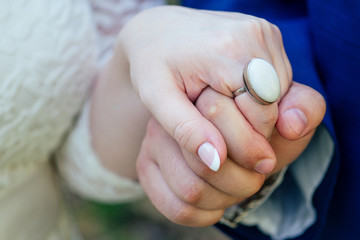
[
  {"x1": 137, "y1": 82, "x2": 325, "y2": 227},
  {"x1": 89, "y1": 6, "x2": 326, "y2": 227},
  {"x1": 118, "y1": 6, "x2": 293, "y2": 172},
  {"x1": 90, "y1": 47, "x2": 150, "y2": 181}
]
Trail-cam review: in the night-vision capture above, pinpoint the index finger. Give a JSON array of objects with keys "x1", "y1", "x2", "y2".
[
  {"x1": 196, "y1": 87, "x2": 276, "y2": 174},
  {"x1": 137, "y1": 66, "x2": 227, "y2": 172}
]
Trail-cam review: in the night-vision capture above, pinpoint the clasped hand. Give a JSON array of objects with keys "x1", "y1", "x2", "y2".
[{"x1": 116, "y1": 6, "x2": 325, "y2": 227}]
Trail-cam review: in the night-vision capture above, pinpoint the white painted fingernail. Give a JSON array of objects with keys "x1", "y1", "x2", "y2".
[{"x1": 198, "y1": 142, "x2": 220, "y2": 172}]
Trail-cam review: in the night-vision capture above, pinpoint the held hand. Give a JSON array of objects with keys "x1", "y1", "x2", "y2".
[
  {"x1": 137, "y1": 117, "x2": 263, "y2": 227},
  {"x1": 119, "y1": 6, "x2": 292, "y2": 173},
  {"x1": 137, "y1": 82, "x2": 325, "y2": 227},
  {"x1": 197, "y1": 82, "x2": 326, "y2": 175}
]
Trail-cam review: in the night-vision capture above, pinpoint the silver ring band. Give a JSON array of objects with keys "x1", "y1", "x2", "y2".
[{"x1": 232, "y1": 86, "x2": 246, "y2": 97}]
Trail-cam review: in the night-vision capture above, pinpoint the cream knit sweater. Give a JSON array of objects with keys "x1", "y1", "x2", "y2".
[{"x1": 0, "y1": 0, "x2": 163, "y2": 239}]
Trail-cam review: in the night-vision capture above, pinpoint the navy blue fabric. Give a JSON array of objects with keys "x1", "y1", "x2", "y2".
[{"x1": 182, "y1": 0, "x2": 360, "y2": 239}]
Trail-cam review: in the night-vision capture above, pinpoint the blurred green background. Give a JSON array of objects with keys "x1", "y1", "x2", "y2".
[{"x1": 66, "y1": 193, "x2": 230, "y2": 240}]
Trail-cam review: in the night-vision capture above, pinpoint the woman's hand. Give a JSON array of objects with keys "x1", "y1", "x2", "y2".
[{"x1": 117, "y1": 5, "x2": 292, "y2": 173}]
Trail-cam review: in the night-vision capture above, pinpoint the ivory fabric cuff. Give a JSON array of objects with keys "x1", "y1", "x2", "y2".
[{"x1": 56, "y1": 100, "x2": 144, "y2": 203}]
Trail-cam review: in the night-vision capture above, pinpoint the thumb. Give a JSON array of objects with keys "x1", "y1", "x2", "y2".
[
  {"x1": 276, "y1": 82, "x2": 326, "y2": 140},
  {"x1": 138, "y1": 69, "x2": 227, "y2": 172}
]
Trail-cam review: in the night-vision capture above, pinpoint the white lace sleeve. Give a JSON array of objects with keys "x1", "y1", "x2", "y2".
[
  {"x1": 56, "y1": 0, "x2": 165, "y2": 204},
  {"x1": 57, "y1": 100, "x2": 144, "y2": 203},
  {"x1": 89, "y1": 0, "x2": 165, "y2": 67}
]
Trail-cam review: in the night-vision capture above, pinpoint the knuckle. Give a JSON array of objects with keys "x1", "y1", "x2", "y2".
[
  {"x1": 205, "y1": 102, "x2": 221, "y2": 121},
  {"x1": 271, "y1": 23, "x2": 282, "y2": 39},
  {"x1": 171, "y1": 206, "x2": 223, "y2": 227},
  {"x1": 246, "y1": 18, "x2": 263, "y2": 33},
  {"x1": 242, "y1": 18, "x2": 268, "y2": 48},
  {"x1": 173, "y1": 119, "x2": 200, "y2": 150},
  {"x1": 172, "y1": 205, "x2": 196, "y2": 224},
  {"x1": 210, "y1": 28, "x2": 241, "y2": 59},
  {"x1": 249, "y1": 17, "x2": 269, "y2": 33},
  {"x1": 242, "y1": 174, "x2": 265, "y2": 198},
  {"x1": 258, "y1": 18, "x2": 275, "y2": 34},
  {"x1": 196, "y1": 90, "x2": 223, "y2": 121},
  {"x1": 261, "y1": 106, "x2": 279, "y2": 128},
  {"x1": 181, "y1": 181, "x2": 206, "y2": 205},
  {"x1": 258, "y1": 17, "x2": 271, "y2": 27}
]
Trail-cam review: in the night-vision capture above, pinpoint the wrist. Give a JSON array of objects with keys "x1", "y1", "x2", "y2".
[{"x1": 89, "y1": 50, "x2": 148, "y2": 181}]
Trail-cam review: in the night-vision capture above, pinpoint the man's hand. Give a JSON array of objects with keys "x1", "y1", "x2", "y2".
[{"x1": 137, "y1": 82, "x2": 325, "y2": 227}]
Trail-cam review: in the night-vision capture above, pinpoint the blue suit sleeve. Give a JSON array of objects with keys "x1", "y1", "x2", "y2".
[{"x1": 216, "y1": 18, "x2": 340, "y2": 240}]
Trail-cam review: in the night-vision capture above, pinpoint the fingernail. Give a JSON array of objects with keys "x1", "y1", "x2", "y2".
[
  {"x1": 198, "y1": 142, "x2": 220, "y2": 172},
  {"x1": 284, "y1": 108, "x2": 308, "y2": 137},
  {"x1": 254, "y1": 159, "x2": 275, "y2": 174}
]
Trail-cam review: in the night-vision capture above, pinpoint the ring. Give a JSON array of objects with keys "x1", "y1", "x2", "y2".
[{"x1": 233, "y1": 58, "x2": 281, "y2": 105}]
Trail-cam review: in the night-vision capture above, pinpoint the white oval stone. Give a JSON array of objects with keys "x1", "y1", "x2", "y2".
[{"x1": 247, "y1": 58, "x2": 280, "y2": 103}]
